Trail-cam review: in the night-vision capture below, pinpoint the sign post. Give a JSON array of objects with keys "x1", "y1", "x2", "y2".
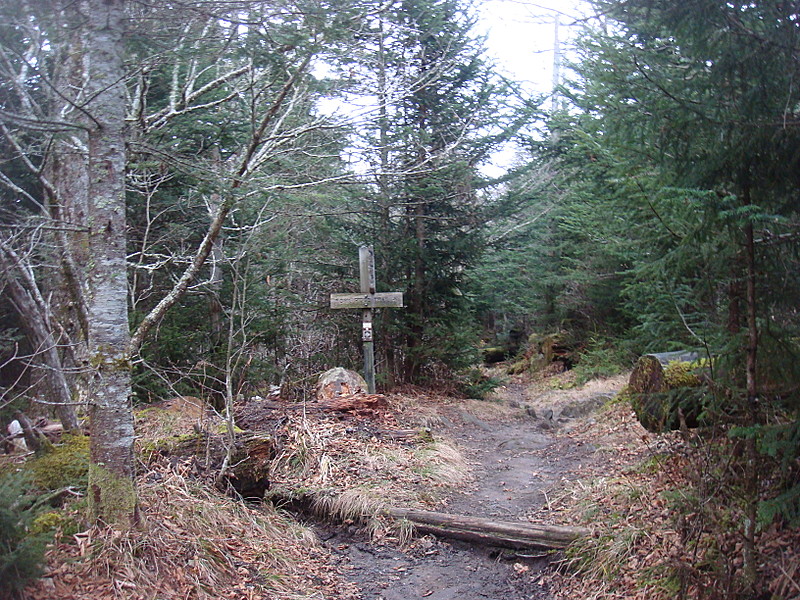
[{"x1": 330, "y1": 246, "x2": 403, "y2": 394}]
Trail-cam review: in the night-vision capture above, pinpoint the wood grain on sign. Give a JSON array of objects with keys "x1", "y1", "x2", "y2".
[{"x1": 330, "y1": 292, "x2": 404, "y2": 309}]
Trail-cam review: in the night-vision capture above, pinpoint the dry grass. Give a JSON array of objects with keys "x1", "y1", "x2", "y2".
[
  {"x1": 263, "y1": 400, "x2": 473, "y2": 541},
  {"x1": 25, "y1": 459, "x2": 358, "y2": 600},
  {"x1": 528, "y1": 397, "x2": 800, "y2": 600},
  {"x1": 412, "y1": 440, "x2": 472, "y2": 486}
]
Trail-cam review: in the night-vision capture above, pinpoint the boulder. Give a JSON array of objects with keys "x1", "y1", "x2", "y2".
[{"x1": 315, "y1": 368, "x2": 367, "y2": 401}]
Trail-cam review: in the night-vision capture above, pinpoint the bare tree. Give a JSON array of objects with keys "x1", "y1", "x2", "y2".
[{"x1": 0, "y1": 0, "x2": 376, "y2": 525}]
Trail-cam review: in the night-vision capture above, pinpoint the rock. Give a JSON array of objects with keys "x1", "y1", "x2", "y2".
[
  {"x1": 497, "y1": 434, "x2": 550, "y2": 451},
  {"x1": 559, "y1": 394, "x2": 612, "y2": 419},
  {"x1": 456, "y1": 409, "x2": 493, "y2": 431},
  {"x1": 315, "y1": 368, "x2": 368, "y2": 401}
]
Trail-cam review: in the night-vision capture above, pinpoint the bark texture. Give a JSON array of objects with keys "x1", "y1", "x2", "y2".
[
  {"x1": 82, "y1": 0, "x2": 137, "y2": 528},
  {"x1": 386, "y1": 508, "x2": 589, "y2": 550}
]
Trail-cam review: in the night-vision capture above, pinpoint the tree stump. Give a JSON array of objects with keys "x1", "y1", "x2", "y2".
[{"x1": 629, "y1": 351, "x2": 705, "y2": 432}]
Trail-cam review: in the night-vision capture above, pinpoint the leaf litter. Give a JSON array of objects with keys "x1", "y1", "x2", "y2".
[{"x1": 21, "y1": 373, "x2": 800, "y2": 600}]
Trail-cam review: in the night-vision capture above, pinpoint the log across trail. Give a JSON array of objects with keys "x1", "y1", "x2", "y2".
[
  {"x1": 386, "y1": 507, "x2": 590, "y2": 550},
  {"x1": 309, "y1": 375, "x2": 627, "y2": 600}
]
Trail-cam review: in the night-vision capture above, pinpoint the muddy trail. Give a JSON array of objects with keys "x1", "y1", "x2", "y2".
[{"x1": 315, "y1": 375, "x2": 626, "y2": 600}]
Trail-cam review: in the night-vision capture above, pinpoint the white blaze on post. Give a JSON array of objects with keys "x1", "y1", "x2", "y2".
[{"x1": 330, "y1": 246, "x2": 403, "y2": 394}]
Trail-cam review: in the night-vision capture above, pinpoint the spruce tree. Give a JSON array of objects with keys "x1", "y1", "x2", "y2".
[
  {"x1": 551, "y1": 1, "x2": 800, "y2": 591},
  {"x1": 338, "y1": 0, "x2": 532, "y2": 383}
]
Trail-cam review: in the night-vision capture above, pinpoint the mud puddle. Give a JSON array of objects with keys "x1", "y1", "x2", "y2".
[{"x1": 318, "y1": 526, "x2": 551, "y2": 600}]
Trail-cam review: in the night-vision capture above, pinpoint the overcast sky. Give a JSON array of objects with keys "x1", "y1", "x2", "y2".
[{"x1": 477, "y1": 0, "x2": 589, "y2": 96}]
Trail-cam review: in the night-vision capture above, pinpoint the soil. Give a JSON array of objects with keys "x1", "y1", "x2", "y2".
[{"x1": 315, "y1": 373, "x2": 628, "y2": 600}]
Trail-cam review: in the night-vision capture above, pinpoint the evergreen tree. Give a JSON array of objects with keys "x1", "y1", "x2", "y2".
[
  {"x1": 496, "y1": 1, "x2": 800, "y2": 592},
  {"x1": 338, "y1": 0, "x2": 533, "y2": 384}
]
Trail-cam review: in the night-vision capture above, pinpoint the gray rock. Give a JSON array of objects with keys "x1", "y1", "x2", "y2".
[
  {"x1": 559, "y1": 393, "x2": 613, "y2": 419},
  {"x1": 315, "y1": 367, "x2": 367, "y2": 401}
]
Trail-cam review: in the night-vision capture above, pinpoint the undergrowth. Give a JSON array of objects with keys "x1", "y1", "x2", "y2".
[
  {"x1": 24, "y1": 460, "x2": 358, "y2": 600},
  {"x1": 572, "y1": 338, "x2": 632, "y2": 386},
  {"x1": 0, "y1": 472, "x2": 52, "y2": 599},
  {"x1": 547, "y1": 415, "x2": 800, "y2": 600}
]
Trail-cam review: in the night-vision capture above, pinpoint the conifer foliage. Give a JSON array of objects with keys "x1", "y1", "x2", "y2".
[{"x1": 475, "y1": 1, "x2": 800, "y2": 594}]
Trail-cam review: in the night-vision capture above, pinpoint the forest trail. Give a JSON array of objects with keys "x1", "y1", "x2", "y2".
[{"x1": 319, "y1": 374, "x2": 628, "y2": 600}]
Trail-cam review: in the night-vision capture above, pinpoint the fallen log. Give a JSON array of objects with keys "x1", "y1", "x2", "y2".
[
  {"x1": 482, "y1": 346, "x2": 510, "y2": 364},
  {"x1": 318, "y1": 393, "x2": 387, "y2": 412},
  {"x1": 629, "y1": 351, "x2": 706, "y2": 432},
  {"x1": 386, "y1": 507, "x2": 589, "y2": 550}
]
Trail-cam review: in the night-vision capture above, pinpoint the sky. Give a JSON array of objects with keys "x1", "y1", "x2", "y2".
[
  {"x1": 477, "y1": 0, "x2": 589, "y2": 97},
  {"x1": 474, "y1": 0, "x2": 590, "y2": 173}
]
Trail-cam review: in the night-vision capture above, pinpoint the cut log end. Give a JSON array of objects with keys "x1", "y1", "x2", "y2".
[{"x1": 629, "y1": 352, "x2": 706, "y2": 432}]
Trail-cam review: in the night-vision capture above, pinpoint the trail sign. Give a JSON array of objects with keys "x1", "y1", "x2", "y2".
[
  {"x1": 330, "y1": 246, "x2": 403, "y2": 393},
  {"x1": 330, "y1": 292, "x2": 404, "y2": 310}
]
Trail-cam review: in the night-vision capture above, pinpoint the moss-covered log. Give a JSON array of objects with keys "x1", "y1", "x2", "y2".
[
  {"x1": 629, "y1": 352, "x2": 707, "y2": 432},
  {"x1": 506, "y1": 332, "x2": 576, "y2": 374},
  {"x1": 482, "y1": 346, "x2": 510, "y2": 364}
]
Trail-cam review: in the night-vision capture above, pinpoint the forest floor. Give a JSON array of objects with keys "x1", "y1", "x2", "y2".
[
  {"x1": 25, "y1": 367, "x2": 798, "y2": 600},
  {"x1": 311, "y1": 371, "x2": 638, "y2": 600}
]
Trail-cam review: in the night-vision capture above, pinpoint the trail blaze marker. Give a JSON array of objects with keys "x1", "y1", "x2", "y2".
[{"x1": 330, "y1": 246, "x2": 403, "y2": 393}]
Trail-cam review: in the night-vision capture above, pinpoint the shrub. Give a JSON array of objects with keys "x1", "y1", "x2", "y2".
[
  {"x1": 0, "y1": 472, "x2": 52, "y2": 598},
  {"x1": 460, "y1": 368, "x2": 502, "y2": 399},
  {"x1": 572, "y1": 338, "x2": 632, "y2": 385}
]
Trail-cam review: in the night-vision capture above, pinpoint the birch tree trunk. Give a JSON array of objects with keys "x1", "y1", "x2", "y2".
[{"x1": 82, "y1": 0, "x2": 138, "y2": 528}]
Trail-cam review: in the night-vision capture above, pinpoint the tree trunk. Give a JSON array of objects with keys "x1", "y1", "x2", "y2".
[
  {"x1": 82, "y1": 0, "x2": 137, "y2": 528},
  {"x1": 742, "y1": 185, "x2": 760, "y2": 591},
  {"x1": 387, "y1": 508, "x2": 589, "y2": 550},
  {"x1": 0, "y1": 250, "x2": 80, "y2": 432}
]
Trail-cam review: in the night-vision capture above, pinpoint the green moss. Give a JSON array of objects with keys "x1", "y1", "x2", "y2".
[
  {"x1": 416, "y1": 428, "x2": 434, "y2": 443},
  {"x1": 87, "y1": 463, "x2": 137, "y2": 527},
  {"x1": 507, "y1": 359, "x2": 530, "y2": 375},
  {"x1": 29, "y1": 511, "x2": 79, "y2": 538},
  {"x1": 610, "y1": 385, "x2": 633, "y2": 406},
  {"x1": 664, "y1": 360, "x2": 703, "y2": 388},
  {"x1": 27, "y1": 434, "x2": 90, "y2": 491},
  {"x1": 89, "y1": 345, "x2": 132, "y2": 370},
  {"x1": 216, "y1": 423, "x2": 245, "y2": 435}
]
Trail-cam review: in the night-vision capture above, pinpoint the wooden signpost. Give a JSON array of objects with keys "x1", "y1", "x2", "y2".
[{"x1": 330, "y1": 246, "x2": 403, "y2": 394}]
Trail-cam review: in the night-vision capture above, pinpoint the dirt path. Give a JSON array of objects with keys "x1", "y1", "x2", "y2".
[{"x1": 319, "y1": 374, "x2": 627, "y2": 600}]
